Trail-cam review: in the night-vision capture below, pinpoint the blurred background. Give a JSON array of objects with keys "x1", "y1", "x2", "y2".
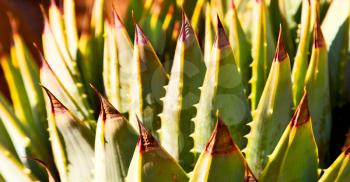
[{"x1": 0, "y1": 0, "x2": 129, "y2": 98}]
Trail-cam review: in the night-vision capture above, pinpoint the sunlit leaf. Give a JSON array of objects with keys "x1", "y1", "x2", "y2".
[
  {"x1": 159, "y1": 12, "x2": 206, "y2": 171},
  {"x1": 126, "y1": 118, "x2": 189, "y2": 182},
  {"x1": 246, "y1": 27, "x2": 293, "y2": 177},
  {"x1": 193, "y1": 16, "x2": 250, "y2": 155}
]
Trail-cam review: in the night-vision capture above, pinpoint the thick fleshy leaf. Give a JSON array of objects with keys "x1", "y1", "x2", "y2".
[
  {"x1": 41, "y1": 10, "x2": 94, "y2": 122},
  {"x1": 292, "y1": 0, "x2": 312, "y2": 106},
  {"x1": 261, "y1": 93, "x2": 318, "y2": 181},
  {"x1": 126, "y1": 118, "x2": 189, "y2": 182},
  {"x1": 305, "y1": 16, "x2": 332, "y2": 164},
  {"x1": 93, "y1": 86, "x2": 138, "y2": 182},
  {"x1": 43, "y1": 87, "x2": 94, "y2": 181},
  {"x1": 63, "y1": 0, "x2": 78, "y2": 58},
  {"x1": 39, "y1": 49, "x2": 95, "y2": 128},
  {"x1": 108, "y1": 11, "x2": 134, "y2": 113},
  {"x1": 229, "y1": 0, "x2": 252, "y2": 94},
  {"x1": 245, "y1": 28, "x2": 293, "y2": 177},
  {"x1": 0, "y1": 91, "x2": 50, "y2": 180},
  {"x1": 129, "y1": 21, "x2": 168, "y2": 137},
  {"x1": 2, "y1": 46, "x2": 39, "y2": 140},
  {"x1": 159, "y1": 12, "x2": 206, "y2": 171},
  {"x1": 103, "y1": 20, "x2": 122, "y2": 111},
  {"x1": 321, "y1": 0, "x2": 350, "y2": 107},
  {"x1": 8, "y1": 18, "x2": 48, "y2": 143},
  {"x1": 77, "y1": 0, "x2": 105, "y2": 105},
  {"x1": 190, "y1": 116, "x2": 247, "y2": 182},
  {"x1": 0, "y1": 145, "x2": 37, "y2": 182},
  {"x1": 48, "y1": 0, "x2": 69, "y2": 61},
  {"x1": 0, "y1": 118, "x2": 16, "y2": 156},
  {"x1": 320, "y1": 145, "x2": 350, "y2": 181},
  {"x1": 203, "y1": 3, "x2": 214, "y2": 67},
  {"x1": 249, "y1": 0, "x2": 276, "y2": 111},
  {"x1": 193, "y1": 17, "x2": 250, "y2": 155}
]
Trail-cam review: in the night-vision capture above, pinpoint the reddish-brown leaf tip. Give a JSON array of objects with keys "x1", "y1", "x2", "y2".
[
  {"x1": 205, "y1": 115, "x2": 238, "y2": 155},
  {"x1": 180, "y1": 11, "x2": 194, "y2": 42},
  {"x1": 34, "y1": 44, "x2": 51, "y2": 71},
  {"x1": 26, "y1": 157, "x2": 56, "y2": 182},
  {"x1": 42, "y1": 86, "x2": 68, "y2": 114},
  {"x1": 215, "y1": 15, "x2": 230, "y2": 48},
  {"x1": 344, "y1": 145, "x2": 350, "y2": 156},
  {"x1": 290, "y1": 92, "x2": 310, "y2": 127},
  {"x1": 273, "y1": 25, "x2": 288, "y2": 62},
  {"x1": 313, "y1": 14, "x2": 326, "y2": 48},
  {"x1": 231, "y1": 0, "x2": 236, "y2": 10},
  {"x1": 112, "y1": 9, "x2": 124, "y2": 28},
  {"x1": 134, "y1": 23, "x2": 149, "y2": 45},
  {"x1": 136, "y1": 116, "x2": 159, "y2": 152},
  {"x1": 7, "y1": 12, "x2": 19, "y2": 35},
  {"x1": 90, "y1": 84, "x2": 122, "y2": 122}
]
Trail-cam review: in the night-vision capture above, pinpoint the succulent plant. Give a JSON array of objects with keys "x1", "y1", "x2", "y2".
[{"x1": 0, "y1": 0, "x2": 349, "y2": 181}]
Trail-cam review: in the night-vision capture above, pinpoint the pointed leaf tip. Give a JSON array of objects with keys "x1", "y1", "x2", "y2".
[
  {"x1": 90, "y1": 84, "x2": 122, "y2": 121},
  {"x1": 112, "y1": 9, "x2": 124, "y2": 28},
  {"x1": 205, "y1": 116, "x2": 237, "y2": 154},
  {"x1": 231, "y1": 0, "x2": 236, "y2": 9},
  {"x1": 42, "y1": 86, "x2": 68, "y2": 114},
  {"x1": 345, "y1": 145, "x2": 350, "y2": 156},
  {"x1": 137, "y1": 116, "x2": 159, "y2": 152},
  {"x1": 314, "y1": 17, "x2": 325, "y2": 48},
  {"x1": 215, "y1": 15, "x2": 230, "y2": 48},
  {"x1": 180, "y1": 11, "x2": 194, "y2": 41},
  {"x1": 135, "y1": 23, "x2": 148, "y2": 45},
  {"x1": 274, "y1": 26, "x2": 288, "y2": 62},
  {"x1": 7, "y1": 13, "x2": 19, "y2": 35},
  {"x1": 291, "y1": 92, "x2": 310, "y2": 127}
]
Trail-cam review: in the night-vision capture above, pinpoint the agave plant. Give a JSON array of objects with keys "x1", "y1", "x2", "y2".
[{"x1": 0, "y1": 0, "x2": 349, "y2": 181}]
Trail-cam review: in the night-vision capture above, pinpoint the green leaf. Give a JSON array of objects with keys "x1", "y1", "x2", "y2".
[
  {"x1": 245, "y1": 28, "x2": 293, "y2": 177},
  {"x1": 43, "y1": 87, "x2": 95, "y2": 181},
  {"x1": 229, "y1": 0, "x2": 252, "y2": 95},
  {"x1": 249, "y1": 0, "x2": 276, "y2": 111},
  {"x1": 190, "y1": 116, "x2": 247, "y2": 182},
  {"x1": 75, "y1": 0, "x2": 105, "y2": 109},
  {"x1": 126, "y1": 118, "x2": 189, "y2": 182},
  {"x1": 2, "y1": 47, "x2": 38, "y2": 139},
  {"x1": 105, "y1": 11, "x2": 134, "y2": 113},
  {"x1": 41, "y1": 11, "x2": 94, "y2": 122},
  {"x1": 320, "y1": 146, "x2": 350, "y2": 181},
  {"x1": 93, "y1": 87, "x2": 138, "y2": 182},
  {"x1": 0, "y1": 91, "x2": 50, "y2": 180},
  {"x1": 159, "y1": 12, "x2": 206, "y2": 171},
  {"x1": 103, "y1": 20, "x2": 122, "y2": 111},
  {"x1": 292, "y1": 0, "x2": 312, "y2": 106},
  {"x1": 261, "y1": 93, "x2": 318, "y2": 181},
  {"x1": 193, "y1": 17, "x2": 250, "y2": 155},
  {"x1": 48, "y1": 0, "x2": 69, "y2": 62},
  {"x1": 321, "y1": 0, "x2": 350, "y2": 107},
  {"x1": 129, "y1": 22, "x2": 168, "y2": 137},
  {"x1": 0, "y1": 118, "x2": 16, "y2": 156},
  {"x1": 39, "y1": 50, "x2": 95, "y2": 128},
  {"x1": 0, "y1": 145, "x2": 37, "y2": 182},
  {"x1": 63, "y1": 0, "x2": 79, "y2": 58},
  {"x1": 305, "y1": 17, "x2": 332, "y2": 164},
  {"x1": 9, "y1": 17, "x2": 47, "y2": 138},
  {"x1": 203, "y1": 3, "x2": 214, "y2": 67}
]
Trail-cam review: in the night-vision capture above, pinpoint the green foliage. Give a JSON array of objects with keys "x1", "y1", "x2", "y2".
[{"x1": 0, "y1": 0, "x2": 349, "y2": 181}]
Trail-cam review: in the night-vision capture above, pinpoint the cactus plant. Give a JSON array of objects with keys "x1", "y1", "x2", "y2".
[{"x1": 0, "y1": 0, "x2": 349, "y2": 181}]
